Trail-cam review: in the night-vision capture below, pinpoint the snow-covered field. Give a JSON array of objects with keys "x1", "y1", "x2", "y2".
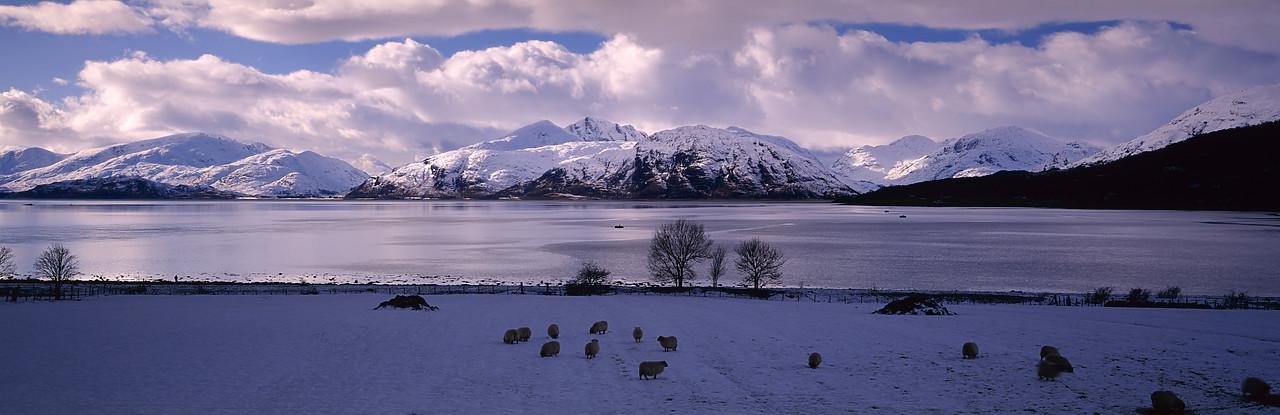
[{"x1": 2, "y1": 294, "x2": 1277, "y2": 414}]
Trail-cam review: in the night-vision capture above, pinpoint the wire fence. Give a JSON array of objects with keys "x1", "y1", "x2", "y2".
[{"x1": 2, "y1": 280, "x2": 1277, "y2": 310}]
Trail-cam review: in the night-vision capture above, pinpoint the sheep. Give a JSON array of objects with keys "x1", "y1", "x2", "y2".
[
  {"x1": 1042, "y1": 354, "x2": 1073, "y2": 373},
  {"x1": 540, "y1": 341, "x2": 561, "y2": 357},
  {"x1": 962, "y1": 342, "x2": 979, "y2": 359},
  {"x1": 639, "y1": 361, "x2": 668, "y2": 380},
  {"x1": 1150, "y1": 390, "x2": 1185, "y2": 413},
  {"x1": 1040, "y1": 345, "x2": 1060, "y2": 359},
  {"x1": 585, "y1": 339, "x2": 600, "y2": 359},
  {"x1": 657, "y1": 336, "x2": 678, "y2": 351},
  {"x1": 547, "y1": 324, "x2": 560, "y2": 339},
  {"x1": 517, "y1": 327, "x2": 532, "y2": 343},
  {"x1": 1037, "y1": 360, "x2": 1062, "y2": 381},
  {"x1": 1244, "y1": 377, "x2": 1271, "y2": 397},
  {"x1": 503, "y1": 329, "x2": 519, "y2": 344},
  {"x1": 590, "y1": 321, "x2": 609, "y2": 334},
  {"x1": 633, "y1": 327, "x2": 644, "y2": 343},
  {"x1": 808, "y1": 352, "x2": 822, "y2": 369}
]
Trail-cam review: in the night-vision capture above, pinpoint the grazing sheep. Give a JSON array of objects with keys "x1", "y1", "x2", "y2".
[
  {"x1": 639, "y1": 361, "x2": 668, "y2": 380},
  {"x1": 808, "y1": 352, "x2": 822, "y2": 369},
  {"x1": 540, "y1": 341, "x2": 560, "y2": 357},
  {"x1": 1150, "y1": 390, "x2": 1185, "y2": 413},
  {"x1": 547, "y1": 324, "x2": 560, "y2": 339},
  {"x1": 633, "y1": 327, "x2": 644, "y2": 343},
  {"x1": 503, "y1": 329, "x2": 519, "y2": 344},
  {"x1": 1037, "y1": 360, "x2": 1062, "y2": 381},
  {"x1": 1244, "y1": 377, "x2": 1271, "y2": 397},
  {"x1": 1042, "y1": 354, "x2": 1073, "y2": 373},
  {"x1": 962, "y1": 342, "x2": 979, "y2": 359},
  {"x1": 657, "y1": 336, "x2": 678, "y2": 351},
  {"x1": 585, "y1": 339, "x2": 600, "y2": 359},
  {"x1": 1040, "y1": 345, "x2": 1060, "y2": 359},
  {"x1": 517, "y1": 327, "x2": 532, "y2": 343},
  {"x1": 590, "y1": 321, "x2": 609, "y2": 334}
]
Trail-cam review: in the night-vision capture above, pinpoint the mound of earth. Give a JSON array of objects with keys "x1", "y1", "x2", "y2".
[
  {"x1": 873, "y1": 294, "x2": 954, "y2": 316},
  {"x1": 374, "y1": 295, "x2": 439, "y2": 310}
]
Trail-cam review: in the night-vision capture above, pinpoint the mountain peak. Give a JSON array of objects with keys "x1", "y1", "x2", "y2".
[
  {"x1": 565, "y1": 117, "x2": 647, "y2": 142},
  {"x1": 465, "y1": 120, "x2": 581, "y2": 151},
  {"x1": 1074, "y1": 83, "x2": 1280, "y2": 167}
]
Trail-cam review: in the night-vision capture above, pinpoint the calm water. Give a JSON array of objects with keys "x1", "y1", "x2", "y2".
[{"x1": 1, "y1": 200, "x2": 1277, "y2": 296}]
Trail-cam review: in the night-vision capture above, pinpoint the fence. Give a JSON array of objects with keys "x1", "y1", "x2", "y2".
[{"x1": 1, "y1": 281, "x2": 1276, "y2": 310}]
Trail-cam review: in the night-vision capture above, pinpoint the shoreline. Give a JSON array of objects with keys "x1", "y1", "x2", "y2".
[{"x1": 3, "y1": 279, "x2": 1276, "y2": 310}]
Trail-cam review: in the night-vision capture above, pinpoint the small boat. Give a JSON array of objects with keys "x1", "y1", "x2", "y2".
[
  {"x1": 614, "y1": 224, "x2": 625, "y2": 228},
  {"x1": 899, "y1": 215, "x2": 907, "y2": 219}
]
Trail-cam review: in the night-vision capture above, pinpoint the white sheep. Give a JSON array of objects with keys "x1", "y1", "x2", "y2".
[
  {"x1": 1150, "y1": 390, "x2": 1185, "y2": 412},
  {"x1": 639, "y1": 361, "x2": 668, "y2": 380},
  {"x1": 585, "y1": 339, "x2": 600, "y2": 359},
  {"x1": 503, "y1": 329, "x2": 519, "y2": 344},
  {"x1": 657, "y1": 336, "x2": 678, "y2": 351},
  {"x1": 517, "y1": 327, "x2": 532, "y2": 343},
  {"x1": 540, "y1": 341, "x2": 560, "y2": 357},
  {"x1": 1244, "y1": 377, "x2": 1271, "y2": 397},
  {"x1": 808, "y1": 352, "x2": 822, "y2": 369},
  {"x1": 1040, "y1": 345, "x2": 1060, "y2": 359},
  {"x1": 590, "y1": 321, "x2": 609, "y2": 334},
  {"x1": 547, "y1": 324, "x2": 559, "y2": 339},
  {"x1": 962, "y1": 342, "x2": 979, "y2": 359},
  {"x1": 632, "y1": 327, "x2": 644, "y2": 343}
]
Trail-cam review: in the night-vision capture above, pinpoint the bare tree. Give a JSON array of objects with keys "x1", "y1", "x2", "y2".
[
  {"x1": 647, "y1": 219, "x2": 713, "y2": 287},
  {"x1": 734, "y1": 238, "x2": 786, "y2": 290},
  {"x1": 709, "y1": 246, "x2": 727, "y2": 287},
  {"x1": 0, "y1": 246, "x2": 15, "y2": 279},
  {"x1": 34, "y1": 243, "x2": 79, "y2": 300},
  {"x1": 572, "y1": 260, "x2": 611, "y2": 286}
]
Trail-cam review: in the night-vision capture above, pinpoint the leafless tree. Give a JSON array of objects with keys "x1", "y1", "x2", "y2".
[
  {"x1": 647, "y1": 219, "x2": 713, "y2": 287},
  {"x1": 709, "y1": 246, "x2": 727, "y2": 287},
  {"x1": 572, "y1": 260, "x2": 611, "y2": 286},
  {"x1": 0, "y1": 246, "x2": 15, "y2": 279},
  {"x1": 34, "y1": 243, "x2": 79, "y2": 300},
  {"x1": 734, "y1": 238, "x2": 786, "y2": 290}
]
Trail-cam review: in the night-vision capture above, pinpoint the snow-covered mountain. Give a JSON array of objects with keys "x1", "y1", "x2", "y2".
[
  {"x1": 352, "y1": 154, "x2": 394, "y2": 176},
  {"x1": 0, "y1": 133, "x2": 368, "y2": 197},
  {"x1": 348, "y1": 119, "x2": 867, "y2": 199},
  {"x1": 1, "y1": 146, "x2": 67, "y2": 175},
  {"x1": 832, "y1": 126, "x2": 1100, "y2": 186},
  {"x1": 1074, "y1": 83, "x2": 1280, "y2": 167},
  {"x1": 831, "y1": 135, "x2": 940, "y2": 186}
]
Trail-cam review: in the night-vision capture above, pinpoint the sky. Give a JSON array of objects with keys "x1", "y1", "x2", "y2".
[{"x1": 1, "y1": 0, "x2": 1279, "y2": 167}]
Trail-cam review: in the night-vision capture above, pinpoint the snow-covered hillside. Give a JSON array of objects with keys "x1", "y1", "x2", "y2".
[
  {"x1": 352, "y1": 154, "x2": 394, "y2": 176},
  {"x1": 831, "y1": 135, "x2": 940, "y2": 185},
  {"x1": 349, "y1": 119, "x2": 868, "y2": 199},
  {"x1": 0, "y1": 146, "x2": 66, "y2": 175},
  {"x1": 1075, "y1": 83, "x2": 1280, "y2": 167},
  {"x1": 0, "y1": 133, "x2": 368, "y2": 197},
  {"x1": 869, "y1": 126, "x2": 1100, "y2": 185}
]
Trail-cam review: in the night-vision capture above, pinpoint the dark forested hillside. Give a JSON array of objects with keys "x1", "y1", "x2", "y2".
[{"x1": 838, "y1": 122, "x2": 1280, "y2": 211}]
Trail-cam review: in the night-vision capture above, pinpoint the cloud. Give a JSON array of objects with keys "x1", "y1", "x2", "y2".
[
  {"x1": 0, "y1": 0, "x2": 152, "y2": 35},
  {"x1": 139, "y1": 0, "x2": 1280, "y2": 55},
  {"x1": 3, "y1": 21, "x2": 1278, "y2": 166}
]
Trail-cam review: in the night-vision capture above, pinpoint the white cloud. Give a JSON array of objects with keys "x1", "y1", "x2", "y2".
[
  {"x1": 0, "y1": 0, "x2": 152, "y2": 35},
  {"x1": 3, "y1": 21, "x2": 1278, "y2": 167},
  {"x1": 139, "y1": 0, "x2": 1280, "y2": 55}
]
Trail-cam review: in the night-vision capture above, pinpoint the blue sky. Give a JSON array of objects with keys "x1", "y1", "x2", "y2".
[{"x1": 2, "y1": 1, "x2": 1278, "y2": 167}]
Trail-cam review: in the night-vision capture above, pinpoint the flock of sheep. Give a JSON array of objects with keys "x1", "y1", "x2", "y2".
[
  {"x1": 963, "y1": 341, "x2": 1274, "y2": 413},
  {"x1": 500, "y1": 320, "x2": 1273, "y2": 410},
  {"x1": 500, "y1": 320, "x2": 674, "y2": 380}
]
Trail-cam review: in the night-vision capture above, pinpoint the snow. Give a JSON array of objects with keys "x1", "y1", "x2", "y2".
[
  {"x1": 882, "y1": 126, "x2": 1100, "y2": 185},
  {"x1": 352, "y1": 154, "x2": 393, "y2": 176},
  {"x1": 2, "y1": 293, "x2": 1275, "y2": 414},
  {"x1": 0, "y1": 133, "x2": 367, "y2": 197},
  {"x1": 565, "y1": 117, "x2": 647, "y2": 142},
  {"x1": 831, "y1": 135, "x2": 940, "y2": 185},
  {"x1": 1075, "y1": 83, "x2": 1280, "y2": 167},
  {"x1": 0, "y1": 146, "x2": 66, "y2": 175}
]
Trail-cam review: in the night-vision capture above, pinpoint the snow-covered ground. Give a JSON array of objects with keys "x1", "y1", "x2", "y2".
[{"x1": 2, "y1": 294, "x2": 1277, "y2": 414}]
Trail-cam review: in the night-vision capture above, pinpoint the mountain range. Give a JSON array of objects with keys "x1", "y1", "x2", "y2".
[{"x1": 2, "y1": 83, "x2": 1277, "y2": 201}]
